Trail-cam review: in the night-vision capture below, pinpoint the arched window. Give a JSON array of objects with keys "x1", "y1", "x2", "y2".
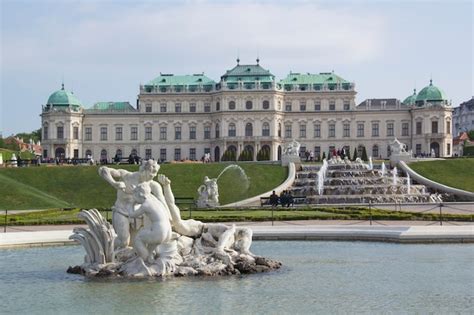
[
  {"x1": 372, "y1": 145, "x2": 379, "y2": 158},
  {"x1": 245, "y1": 123, "x2": 253, "y2": 137},
  {"x1": 115, "y1": 149, "x2": 122, "y2": 159},
  {"x1": 216, "y1": 102, "x2": 220, "y2": 111},
  {"x1": 229, "y1": 101, "x2": 236, "y2": 110},
  {"x1": 245, "y1": 100, "x2": 253, "y2": 110},
  {"x1": 131, "y1": 149, "x2": 137, "y2": 156},
  {"x1": 387, "y1": 145, "x2": 391, "y2": 157},
  {"x1": 262, "y1": 100, "x2": 270, "y2": 109},
  {"x1": 278, "y1": 123, "x2": 282, "y2": 137},
  {"x1": 100, "y1": 149, "x2": 108, "y2": 163},
  {"x1": 228, "y1": 123, "x2": 236, "y2": 137},
  {"x1": 85, "y1": 149, "x2": 92, "y2": 158},
  {"x1": 215, "y1": 123, "x2": 220, "y2": 139},
  {"x1": 262, "y1": 122, "x2": 270, "y2": 136}
]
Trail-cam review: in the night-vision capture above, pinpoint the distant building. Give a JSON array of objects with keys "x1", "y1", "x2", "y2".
[
  {"x1": 40, "y1": 60, "x2": 453, "y2": 162},
  {"x1": 4, "y1": 136, "x2": 42, "y2": 156},
  {"x1": 453, "y1": 97, "x2": 474, "y2": 135}
]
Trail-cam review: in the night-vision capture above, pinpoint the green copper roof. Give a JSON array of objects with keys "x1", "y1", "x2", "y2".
[
  {"x1": 415, "y1": 80, "x2": 448, "y2": 102},
  {"x1": 145, "y1": 74, "x2": 215, "y2": 87},
  {"x1": 221, "y1": 63, "x2": 274, "y2": 82},
  {"x1": 46, "y1": 84, "x2": 83, "y2": 107},
  {"x1": 402, "y1": 88, "x2": 417, "y2": 106},
  {"x1": 87, "y1": 102, "x2": 136, "y2": 112},
  {"x1": 280, "y1": 72, "x2": 349, "y2": 85}
]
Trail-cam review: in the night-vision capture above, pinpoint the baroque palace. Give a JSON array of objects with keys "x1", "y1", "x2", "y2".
[{"x1": 41, "y1": 60, "x2": 453, "y2": 162}]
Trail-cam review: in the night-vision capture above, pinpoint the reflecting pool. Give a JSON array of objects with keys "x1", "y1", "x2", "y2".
[{"x1": 1, "y1": 241, "x2": 473, "y2": 314}]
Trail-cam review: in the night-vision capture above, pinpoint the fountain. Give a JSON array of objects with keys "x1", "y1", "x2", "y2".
[
  {"x1": 368, "y1": 156, "x2": 373, "y2": 171},
  {"x1": 69, "y1": 160, "x2": 278, "y2": 278},
  {"x1": 197, "y1": 164, "x2": 249, "y2": 207},
  {"x1": 292, "y1": 155, "x2": 441, "y2": 204}
]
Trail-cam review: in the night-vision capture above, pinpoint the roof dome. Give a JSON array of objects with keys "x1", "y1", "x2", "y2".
[
  {"x1": 415, "y1": 80, "x2": 448, "y2": 103},
  {"x1": 46, "y1": 84, "x2": 83, "y2": 107},
  {"x1": 402, "y1": 88, "x2": 417, "y2": 105}
]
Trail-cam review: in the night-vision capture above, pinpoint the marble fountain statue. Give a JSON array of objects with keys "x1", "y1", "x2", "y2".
[{"x1": 68, "y1": 160, "x2": 280, "y2": 278}]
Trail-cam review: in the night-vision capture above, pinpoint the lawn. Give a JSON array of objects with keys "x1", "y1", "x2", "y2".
[
  {"x1": 0, "y1": 163, "x2": 287, "y2": 210},
  {"x1": 409, "y1": 159, "x2": 474, "y2": 192}
]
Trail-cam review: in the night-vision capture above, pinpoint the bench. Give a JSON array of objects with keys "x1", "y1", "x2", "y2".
[{"x1": 260, "y1": 196, "x2": 307, "y2": 207}]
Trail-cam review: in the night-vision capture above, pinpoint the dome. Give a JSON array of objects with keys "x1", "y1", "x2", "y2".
[
  {"x1": 415, "y1": 80, "x2": 448, "y2": 103},
  {"x1": 403, "y1": 88, "x2": 417, "y2": 106},
  {"x1": 46, "y1": 84, "x2": 83, "y2": 107}
]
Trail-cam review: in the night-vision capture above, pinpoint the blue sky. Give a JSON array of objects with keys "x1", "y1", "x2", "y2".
[{"x1": 1, "y1": 0, "x2": 472, "y2": 135}]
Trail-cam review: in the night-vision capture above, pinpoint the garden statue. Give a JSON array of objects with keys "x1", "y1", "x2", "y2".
[
  {"x1": 197, "y1": 176, "x2": 219, "y2": 207},
  {"x1": 69, "y1": 163, "x2": 281, "y2": 278},
  {"x1": 283, "y1": 139, "x2": 301, "y2": 156}
]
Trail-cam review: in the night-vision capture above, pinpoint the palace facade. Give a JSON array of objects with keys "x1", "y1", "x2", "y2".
[{"x1": 40, "y1": 60, "x2": 453, "y2": 162}]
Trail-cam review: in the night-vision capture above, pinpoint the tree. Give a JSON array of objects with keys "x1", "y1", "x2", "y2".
[
  {"x1": 15, "y1": 128, "x2": 41, "y2": 142},
  {"x1": 321, "y1": 151, "x2": 326, "y2": 160},
  {"x1": 468, "y1": 130, "x2": 474, "y2": 141},
  {"x1": 361, "y1": 146, "x2": 368, "y2": 161},
  {"x1": 352, "y1": 148, "x2": 358, "y2": 161}
]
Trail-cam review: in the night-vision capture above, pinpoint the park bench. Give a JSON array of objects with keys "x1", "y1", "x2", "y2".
[{"x1": 260, "y1": 196, "x2": 307, "y2": 207}]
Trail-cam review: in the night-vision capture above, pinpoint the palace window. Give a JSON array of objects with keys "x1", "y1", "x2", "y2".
[
  {"x1": 85, "y1": 127, "x2": 92, "y2": 141},
  {"x1": 245, "y1": 123, "x2": 253, "y2": 137},
  {"x1": 145, "y1": 149, "x2": 152, "y2": 160},
  {"x1": 446, "y1": 121, "x2": 451, "y2": 134},
  {"x1": 431, "y1": 121, "x2": 438, "y2": 134},
  {"x1": 160, "y1": 149, "x2": 167, "y2": 162},
  {"x1": 216, "y1": 102, "x2": 220, "y2": 111},
  {"x1": 229, "y1": 101, "x2": 236, "y2": 110},
  {"x1": 343, "y1": 102, "x2": 350, "y2": 111},
  {"x1": 228, "y1": 123, "x2": 236, "y2": 137},
  {"x1": 175, "y1": 103, "x2": 181, "y2": 113},
  {"x1": 190, "y1": 148, "x2": 196, "y2": 160},
  {"x1": 100, "y1": 127, "x2": 107, "y2": 141},
  {"x1": 328, "y1": 124, "x2": 336, "y2": 137},
  {"x1": 215, "y1": 123, "x2": 220, "y2": 139},
  {"x1": 204, "y1": 103, "x2": 211, "y2": 112},
  {"x1": 160, "y1": 126, "x2": 167, "y2": 140},
  {"x1": 115, "y1": 127, "x2": 122, "y2": 141},
  {"x1": 314, "y1": 101, "x2": 321, "y2": 111},
  {"x1": 416, "y1": 144, "x2": 422, "y2": 155},
  {"x1": 204, "y1": 126, "x2": 211, "y2": 139},
  {"x1": 357, "y1": 123, "x2": 364, "y2": 137},
  {"x1": 160, "y1": 103, "x2": 167, "y2": 112},
  {"x1": 43, "y1": 126, "x2": 49, "y2": 140},
  {"x1": 387, "y1": 123, "x2": 394, "y2": 137},
  {"x1": 57, "y1": 126, "x2": 64, "y2": 139},
  {"x1": 329, "y1": 101, "x2": 336, "y2": 111},
  {"x1": 189, "y1": 103, "x2": 196, "y2": 113},
  {"x1": 174, "y1": 148, "x2": 181, "y2": 161},
  {"x1": 343, "y1": 123, "x2": 350, "y2": 137},
  {"x1": 416, "y1": 122, "x2": 422, "y2": 135},
  {"x1": 73, "y1": 127, "x2": 79, "y2": 140},
  {"x1": 130, "y1": 127, "x2": 138, "y2": 140},
  {"x1": 145, "y1": 126, "x2": 152, "y2": 140},
  {"x1": 447, "y1": 143, "x2": 451, "y2": 155},
  {"x1": 372, "y1": 145, "x2": 379, "y2": 158},
  {"x1": 314, "y1": 146, "x2": 321, "y2": 159},
  {"x1": 402, "y1": 123, "x2": 409, "y2": 136},
  {"x1": 285, "y1": 125, "x2": 292, "y2": 138},
  {"x1": 314, "y1": 124, "x2": 321, "y2": 138},
  {"x1": 246, "y1": 101, "x2": 253, "y2": 110},
  {"x1": 300, "y1": 101, "x2": 306, "y2": 111},
  {"x1": 262, "y1": 122, "x2": 270, "y2": 136},
  {"x1": 285, "y1": 102, "x2": 292, "y2": 112},
  {"x1": 145, "y1": 103, "x2": 152, "y2": 113},
  {"x1": 263, "y1": 100, "x2": 270, "y2": 110},
  {"x1": 299, "y1": 124, "x2": 306, "y2": 138},
  {"x1": 175, "y1": 126, "x2": 181, "y2": 140},
  {"x1": 189, "y1": 126, "x2": 196, "y2": 140},
  {"x1": 372, "y1": 123, "x2": 379, "y2": 137}
]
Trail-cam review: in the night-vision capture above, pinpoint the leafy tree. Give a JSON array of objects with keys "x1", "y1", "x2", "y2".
[
  {"x1": 15, "y1": 128, "x2": 41, "y2": 142},
  {"x1": 468, "y1": 130, "x2": 474, "y2": 141}
]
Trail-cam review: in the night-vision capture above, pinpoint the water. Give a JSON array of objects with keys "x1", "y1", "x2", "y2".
[
  {"x1": 216, "y1": 164, "x2": 249, "y2": 191},
  {"x1": 1, "y1": 242, "x2": 473, "y2": 314}
]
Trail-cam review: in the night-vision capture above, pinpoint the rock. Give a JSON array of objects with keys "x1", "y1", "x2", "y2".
[{"x1": 67, "y1": 265, "x2": 84, "y2": 275}]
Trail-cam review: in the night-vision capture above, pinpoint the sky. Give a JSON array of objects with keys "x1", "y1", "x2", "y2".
[{"x1": 1, "y1": 0, "x2": 473, "y2": 135}]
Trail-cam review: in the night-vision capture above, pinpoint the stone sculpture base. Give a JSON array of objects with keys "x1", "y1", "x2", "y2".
[
  {"x1": 281, "y1": 154, "x2": 300, "y2": 167},
  {"x1": 68, "y1": 210, "x2": 281, "y2": 278}
]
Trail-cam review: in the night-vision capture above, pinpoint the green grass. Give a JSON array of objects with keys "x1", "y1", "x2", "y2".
[
  {"x1": 0, "y1": 148, "x2": 35, "y2": 161},
  {"x1": 409, "y1": 159, "x2": 474, "y2": 192},
  {"x1": 0, "y1": 163, "x2": 287, "y2": 210},
  {"x1": 3, "y1": 206, "x2": 472, "y2": 226}
]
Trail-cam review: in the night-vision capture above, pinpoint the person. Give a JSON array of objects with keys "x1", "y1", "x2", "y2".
[
  {"x1": 128, "y1": 154, "x2": 134, "y2": 164},
  {"x1": 128, "y1": 183, "x2": 172, "y2": 264},
  {"x1": 99, "y1": 159, "x2": 171, "y2": 250},
  {"x1": 286, "y1": 190, "x2": 294, "y2": 207},
  {"x1": 305, "y1": 151, "x2": 310, "y2": 161},
  {"x1": 269, "y1": 190, "x2": 279, "y2": 208},
  {"x1": 279, "y1": 191, "x2": 288, "y2": 208}
]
